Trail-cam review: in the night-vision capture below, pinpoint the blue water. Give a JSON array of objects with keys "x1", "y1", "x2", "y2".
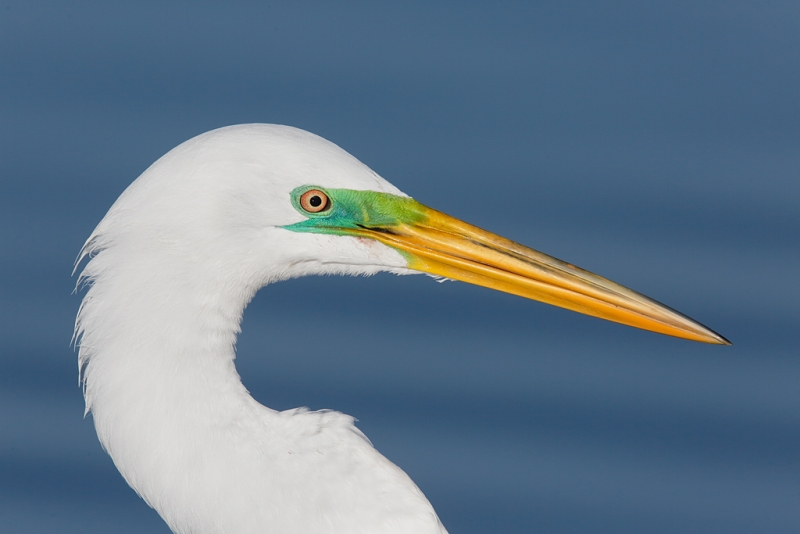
[{"x1": 1, "y1": 2, "x2": 798, "y2": 532}]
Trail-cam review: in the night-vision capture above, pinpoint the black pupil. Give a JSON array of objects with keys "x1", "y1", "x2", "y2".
[{"x1": 309, "y1": 195, "x2": 322, "y2": 207}]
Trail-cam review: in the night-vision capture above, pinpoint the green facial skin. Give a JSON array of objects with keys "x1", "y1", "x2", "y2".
[{"x1": 283, "y1": 186, "x2": 428, "y2": 236}]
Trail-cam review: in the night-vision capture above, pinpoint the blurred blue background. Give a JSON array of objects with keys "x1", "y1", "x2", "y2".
[{"x1": 1, "y1": 1, "x2": 798, "y2": 532}]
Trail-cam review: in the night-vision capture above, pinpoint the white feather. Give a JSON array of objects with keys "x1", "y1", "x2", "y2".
[{"x1": 75, "y1": 124, "x2": 446, "y2": 534}]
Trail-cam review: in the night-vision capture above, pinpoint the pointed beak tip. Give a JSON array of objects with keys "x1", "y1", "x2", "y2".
[
  {"x1": 715, "y1": 334, "x2": 733, "y2": 346},
  {"x1": 693, "y1": 324, "x2": 731, "y2": 345}
]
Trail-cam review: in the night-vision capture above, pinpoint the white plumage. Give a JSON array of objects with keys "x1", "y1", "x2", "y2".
[
  {"x1": 75, "y1": 123, "x2": 726, "y2": 534},
  {"x1": 76, "y1": 125, "x2": 445, "y2": 534}
]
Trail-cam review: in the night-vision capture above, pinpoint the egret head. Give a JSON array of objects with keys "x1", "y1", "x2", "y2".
[{"x1": 82, "y1": 124, "x2": 728, "y2": 345}]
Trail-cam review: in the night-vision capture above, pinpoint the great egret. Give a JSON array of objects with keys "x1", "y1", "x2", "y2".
[{"x1": 74, "y1": 124, "x2": 728, "y2": 534}]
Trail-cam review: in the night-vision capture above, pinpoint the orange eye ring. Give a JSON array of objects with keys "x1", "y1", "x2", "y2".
[{"x1": 299, "y1": 189, "x2": 330, "y2": 213}]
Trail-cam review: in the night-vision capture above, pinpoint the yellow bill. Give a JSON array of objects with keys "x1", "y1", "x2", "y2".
[{"x1": 285, "y1": 186, "x2": 730, "y2": 345}]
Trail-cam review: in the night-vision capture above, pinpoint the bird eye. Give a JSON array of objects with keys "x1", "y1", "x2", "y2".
[{"x1": 299, "y1": 189, "x2": 330, "y2": 213}]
